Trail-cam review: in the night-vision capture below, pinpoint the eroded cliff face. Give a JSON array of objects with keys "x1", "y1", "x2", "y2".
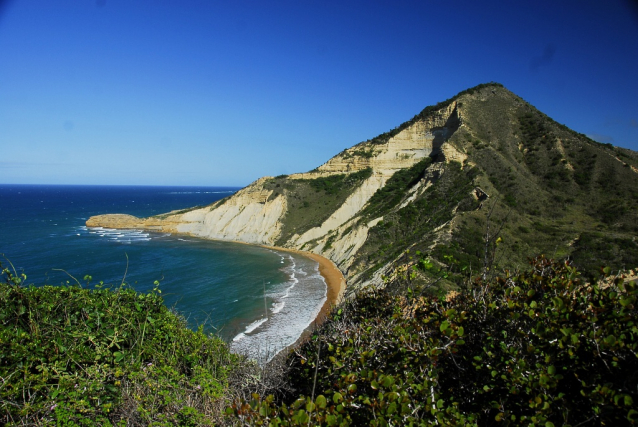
[
  {"x1": 176, "y1": 177, "x2": 287, "y2": 245},
  {"x1": 87, "y1": 99, "x2": 466, "y2": 289},
  {"x1": 291, "y1": 102, "x2": 460, "y2": 179},
  {"x1": 88, "y1": 83, "x2": 638, "y2": 293}
]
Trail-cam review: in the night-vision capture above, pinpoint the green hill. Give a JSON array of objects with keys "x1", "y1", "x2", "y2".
[{"x1": 254, "y1": 82, "x2": 638, "y2": 293}]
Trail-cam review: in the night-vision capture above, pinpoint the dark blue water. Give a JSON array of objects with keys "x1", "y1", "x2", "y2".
[{"x1": 0, "y1": 184, "x2": 326, "y2": 361}]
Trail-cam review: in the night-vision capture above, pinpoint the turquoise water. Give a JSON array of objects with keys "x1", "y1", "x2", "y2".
[{"x1": 0, "y1": 184, "x2": 326, "y2": 361}]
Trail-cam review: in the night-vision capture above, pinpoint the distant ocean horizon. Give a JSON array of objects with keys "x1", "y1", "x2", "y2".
[{"x1": 0, "y1": 184, "x2": 327, "y2": 362}]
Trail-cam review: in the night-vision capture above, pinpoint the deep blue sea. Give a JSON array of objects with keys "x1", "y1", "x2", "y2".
[{"x1": 0, "y1": 184, "x2": 326, "y2": 362}]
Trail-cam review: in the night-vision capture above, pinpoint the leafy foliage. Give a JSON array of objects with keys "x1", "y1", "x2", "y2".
[
  {"x1": 0, "y1": 263, "x2": 247, "y2": 425},
  {"x1": 231, "y1": 257, "x2": 638, "y2": 426}
]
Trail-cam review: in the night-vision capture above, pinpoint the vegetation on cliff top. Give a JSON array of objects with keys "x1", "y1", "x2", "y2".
[
  {"x1": 364, "y1": 82, "x2": 504, "y2": 146},
  {"x1": 232, "y1": 256, "x2": 638, "y2": 426},
  {"x1": 0, "y1": 263, "x2": 254, "y2": 426}
]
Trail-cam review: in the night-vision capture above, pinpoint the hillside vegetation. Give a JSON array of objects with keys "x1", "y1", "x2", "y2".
[
  {"x1": 232, "y1": 257, "x2": 638, "y2": 426},
  {"x1": 0, "y1": 263, "x2": 256, "y2": 426},
  {"x1": 342, "y1": 83, "x2": 638, "y2": 290},
  {"x1": 439, "y1": 88, "x2": 638, "y2": 279}
]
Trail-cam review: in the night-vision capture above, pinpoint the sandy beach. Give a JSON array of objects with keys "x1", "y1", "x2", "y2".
[
  {"x1": 260, "y1": 245, "x2": 346, "y2": 324},
  {"x1": 295, "y1": 251, "x2": 346, "y2": 324},
  {"x1": 257, "y1": 245, "x2": 346, "y2": 356}
]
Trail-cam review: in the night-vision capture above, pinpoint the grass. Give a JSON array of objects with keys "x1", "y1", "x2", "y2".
[{"x1": 260, "y1": 169, "x2": 372, "y2": 245}]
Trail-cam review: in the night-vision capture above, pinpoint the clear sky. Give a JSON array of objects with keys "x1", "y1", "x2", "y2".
[{"x1": 1, "y1": 0, "x2": 637, "y2": 186}]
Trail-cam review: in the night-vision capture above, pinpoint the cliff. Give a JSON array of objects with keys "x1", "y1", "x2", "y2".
[{"x1": 87, "y1": 83, "x2": 638, "y2": 292}]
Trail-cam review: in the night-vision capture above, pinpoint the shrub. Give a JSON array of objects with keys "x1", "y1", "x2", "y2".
[
  {"x1": 231, "y1": 256, "x2": 638, "y2": 426},
  {"x1": 0, "y1": 263, "x2": 247, "y2": 425},
  {"x1": 305, "y1": 168, "x2": 372, "y2": 195}
]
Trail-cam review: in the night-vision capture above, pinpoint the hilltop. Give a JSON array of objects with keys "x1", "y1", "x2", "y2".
[{"x1": 88, "y1": 82, "x2": 638, "y2": 294}]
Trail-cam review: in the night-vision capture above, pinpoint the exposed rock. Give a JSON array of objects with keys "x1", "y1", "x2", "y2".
[
  {"x1": 87, "y1": 97, "x2": 464, "y2": 290},
  {"x1": 85, "y1": 214, "x2": 180, "y2": 232},
  {"x1": 472, "y1": 187, "x2": 489, "y2": 201},
  {"x1": 176, "y1": 178, "x2": 287, "y2": 245}
]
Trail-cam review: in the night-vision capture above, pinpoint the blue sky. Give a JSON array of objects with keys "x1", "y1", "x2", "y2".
[{"x1": 1, "y1": 0, "x2": 637, "y2": 186}]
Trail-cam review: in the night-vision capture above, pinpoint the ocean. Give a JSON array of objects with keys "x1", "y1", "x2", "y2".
[{"x1": 0, "y1": 184, "x2": 327, "y2": 362}]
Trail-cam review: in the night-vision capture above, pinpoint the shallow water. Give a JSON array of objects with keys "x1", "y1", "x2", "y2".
[{"x1": 0, "y1": 184, "x2": 326, "y2": 361}]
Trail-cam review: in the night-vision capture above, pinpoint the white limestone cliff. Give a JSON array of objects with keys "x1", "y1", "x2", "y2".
[{"x1": 86, "y1": 102, "x2": 463, "y2": 288}]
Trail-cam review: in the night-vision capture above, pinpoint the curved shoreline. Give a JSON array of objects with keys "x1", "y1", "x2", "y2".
[
  {"x1": 85, "y1": 216, "x2": 346, "y2": 334},
  {"x1": 85, "y1": 214, "x2": 347, "y2": 356},
  {"x1": 260, "y1": 245, "x2": 346, "y2": 326}
]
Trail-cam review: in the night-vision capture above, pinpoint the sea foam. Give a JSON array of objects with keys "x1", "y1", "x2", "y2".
[{"x1": 230, "y1": 252, "x2": 327, "y2": 364}]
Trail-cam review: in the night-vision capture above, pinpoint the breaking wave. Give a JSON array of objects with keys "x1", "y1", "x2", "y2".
[{"x1": 230, "y1": 253, "x2": 327, "y2": 364}]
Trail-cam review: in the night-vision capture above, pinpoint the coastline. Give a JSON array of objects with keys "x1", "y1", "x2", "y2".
[
  {"x1": 298, "y1": 252, "x2": 346, "y2": 323},
  {"x1": 85, "y1": 215, "x2": 347, "y2": 353},
  {"x1": 260, "y1": 245, "x2": 346, "y2": 325},
  {"x1": 258, "y1": 245, "x2": 346, "y2": 358}
]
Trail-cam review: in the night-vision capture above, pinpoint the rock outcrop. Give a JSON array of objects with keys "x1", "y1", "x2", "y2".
[{"x1": 87, "y1": 99, "x2": 463, "y2": 288}]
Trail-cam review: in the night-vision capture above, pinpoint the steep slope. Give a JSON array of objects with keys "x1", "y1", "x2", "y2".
[{"x1": 87, "y1": 83, "x2": 638, "y2": 292}]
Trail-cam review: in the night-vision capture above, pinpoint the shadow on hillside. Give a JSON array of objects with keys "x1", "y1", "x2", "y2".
[{"x1": 431, "y1": 105, "x2": 461, "y2": 161}]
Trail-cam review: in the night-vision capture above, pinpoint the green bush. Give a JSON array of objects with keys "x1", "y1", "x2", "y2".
[
  {"x1": 0, "y1": 263, "x2": 247, "y2": 425},
  {"x1": 231, "y1": 256, "x2": 638, "y2": 426}
]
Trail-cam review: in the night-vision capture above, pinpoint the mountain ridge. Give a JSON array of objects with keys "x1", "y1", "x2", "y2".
[{"x1": 87, "y1": 82, "x2": 638, "y2": 293}]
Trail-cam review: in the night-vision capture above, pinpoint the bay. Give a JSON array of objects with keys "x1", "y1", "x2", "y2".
[{"x1": 0, "y1": 184, "x2": 326, "y2": 361}]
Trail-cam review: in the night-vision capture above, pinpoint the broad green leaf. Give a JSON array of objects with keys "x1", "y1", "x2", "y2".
[{"x1": 316, "y1": 395, "x2": 327, "y2": 409}]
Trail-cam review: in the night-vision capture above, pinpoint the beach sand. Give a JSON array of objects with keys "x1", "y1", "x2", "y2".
[
  {"x1": 260, "y1": 245, "x2": 346, "y2": 322},
  {"x1": 299, "y1": 251, "x2": 346, "y2": 323}
]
